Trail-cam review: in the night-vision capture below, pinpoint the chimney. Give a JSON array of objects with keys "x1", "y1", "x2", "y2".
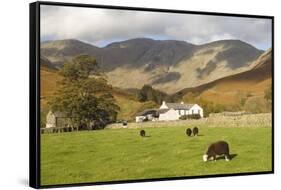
[{"x1": 159, "y1": 101, "x2": 167, "y2": 109}]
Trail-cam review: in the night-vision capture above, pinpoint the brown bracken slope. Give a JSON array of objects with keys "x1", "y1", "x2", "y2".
[{"x1": 175, "y1": 49, "x2": 272, "y2": 105}]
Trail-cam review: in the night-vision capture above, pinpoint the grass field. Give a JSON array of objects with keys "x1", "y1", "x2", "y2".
[{"x1": 41, "y1": 125, "x2": 272, "y2": 185}]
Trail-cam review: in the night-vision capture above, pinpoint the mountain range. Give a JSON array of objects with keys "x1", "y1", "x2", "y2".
[
  {"x1": 41, "y1": 38, "x2": 266, "y2": 94},
  {"x1": 40, "y1": 38, "x2": 272, "y2": 119}
]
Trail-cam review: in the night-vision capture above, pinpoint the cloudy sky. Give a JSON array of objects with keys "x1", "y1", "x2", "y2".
[{"x1": 41, "y1": 5, "x2": 272, "y2": 50}]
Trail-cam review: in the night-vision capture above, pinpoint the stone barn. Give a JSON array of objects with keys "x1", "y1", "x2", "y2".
[
  {"x1": 46, "y1": 111, "x2": 72, "y2": 128},
  {"x1": 135, "y1": 109, "x2": 158, "y2": 122}
]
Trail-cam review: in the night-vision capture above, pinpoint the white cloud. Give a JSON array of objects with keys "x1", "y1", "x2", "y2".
[{"x1": 41, "y1": 5, "x2": 272, "y2": 49}]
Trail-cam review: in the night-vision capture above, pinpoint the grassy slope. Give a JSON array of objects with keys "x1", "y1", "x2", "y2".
[
  {"x1": 40, "y1": 65, "x2": 271, "y2": 121},
  {"x1": 40, "y1": 66, "x2": 62, "y2": 125},
  {"x1": 40, "y1": 66, "x2": 62, "y2": 107},
  {"x1": 178, "y1": 49, "x2": 272, "y2": 105},
  {"x1": 41, "y1": 126, "x2": 272, "y2": 185},
  {"x1": 195, "y1": 78, "x2": 271, "y2": 105},
  {"x1": 179, "y1": 64, "x2": 271, "y2": 105}
]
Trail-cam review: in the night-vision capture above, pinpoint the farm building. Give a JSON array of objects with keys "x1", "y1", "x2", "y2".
[
  {"x1": 46, "y1": 111, "x2": 72, "y2": 128},
  {"x1": 135, "y1": 109, "x2": 159, "y2": 122},
  {"x1": 135, "y1": 101, "x2": 203, "y2": 122},
  {"x1": 159, "y1": 101, "x2": 203, "y2": 119}
]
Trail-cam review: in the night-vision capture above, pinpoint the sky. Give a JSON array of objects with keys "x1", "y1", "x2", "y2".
[{"x1": 40, "y1": 5, "x2": 272, "y2": 50}]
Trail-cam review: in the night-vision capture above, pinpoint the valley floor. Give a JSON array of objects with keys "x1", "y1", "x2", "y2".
[{"x1": 41, "y1": 123, "x2": 272, "y2": 186}]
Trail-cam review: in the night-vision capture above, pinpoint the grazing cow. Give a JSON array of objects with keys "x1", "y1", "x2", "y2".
[
  {"x1": 193, "y1": 127, "x2": 199, "y2": 136},
  {"x1": 186, "y1": 128, "x2": 192, "y2": 136},
  {"x1": 140, "y1": 130, "x2": 146, "y2": 137},
  {"x1": 203, "y1": 141, "x2": 231, "y2": 162}
]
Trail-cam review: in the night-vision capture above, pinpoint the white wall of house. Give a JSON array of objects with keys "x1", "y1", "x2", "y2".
[
  {"x1": 189, "y1": 104, "x2": 204, "y2": 118},
  {"x1": 159, "y1": 109, "x2": 179, "y2": 121}
]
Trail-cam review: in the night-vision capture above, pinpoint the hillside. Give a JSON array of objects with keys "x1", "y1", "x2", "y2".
[
  {"x1": 41, "y1": 38, "x2": 263, "y2": 93},
  {"x1": 41, "y1": 39, "x2": 102, "y2": 68},
  {"x1": 40, "y1": 60, "x2": 157, "y2": 121},
  {"x1": 40, "y1": 47, "x2": 272, "y2": 120},
  {"x1": 175, "y1": 49, "x2": 272, "y2": 105}
]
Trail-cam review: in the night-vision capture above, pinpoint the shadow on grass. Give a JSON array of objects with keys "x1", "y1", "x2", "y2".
[
  {"x1": 230, "y1": 154, "x2": 238, "y2": 159},
  {"x1": 216, "y1": 154, "x2": 238, "y2": 161},
  {"x1": 143, "y1": 135, "x2": 151, "y2": 138},
  {"x1": 186, "y1": 134, "x2": 204, "y2": 137}
]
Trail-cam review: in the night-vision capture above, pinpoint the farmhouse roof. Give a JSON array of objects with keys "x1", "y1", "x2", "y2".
[
  {"x1": 48, "y1": 111, "x2": 65, "y2": 117},
  {"x1": 165, "y1": 103, "x2": 194, "y2": 110},
  {"x1": 157, "y1": 109, "x2": 170, "y2": 114},
  {"x1": 136, "y1": 109, "x2": 158, "y2": 116}
]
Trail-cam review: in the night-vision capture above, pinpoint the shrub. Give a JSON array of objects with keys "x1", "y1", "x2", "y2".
[
  {"x1": 179, "y1": 115, "x2": 188, "y2": 120},
  {"x1": 187, "y1": 114, "x2": 201, "y2": 120},
  {"x1": 244, "y1": 97, "x2": 270, "y2": 113},
  {"x1": 180, "y1": 114, "x2": 201, "y2": 120}
]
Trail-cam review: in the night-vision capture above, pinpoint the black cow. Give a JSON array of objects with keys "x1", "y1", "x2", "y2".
[
  {"x1": 193, "y1": 127, "x2": 199, "y2": 136},
  {"x1": 203, "y1": 141, "x2": 231, "y2": 162},
  {"x1": 140, "y1": 130, "x2": 146, "y2": 137},
  {"x1": 186, "y1": 128, "x2": 192, "y2": 137}
]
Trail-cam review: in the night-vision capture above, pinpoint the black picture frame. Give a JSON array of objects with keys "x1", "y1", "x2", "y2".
[{"x1": 30, "y1": 1, "x2": 274, "y2": 188}]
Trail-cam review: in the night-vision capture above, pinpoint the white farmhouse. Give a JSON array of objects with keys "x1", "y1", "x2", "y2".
[
  {"x1": 158, "y1": 101, "x2": 203, "y2": 121},
  {"x1": 135, "y1": 101, "x2": 203, "y2": 122}
]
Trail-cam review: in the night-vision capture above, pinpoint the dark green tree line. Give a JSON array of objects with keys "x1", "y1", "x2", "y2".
[{"x1": 137, "y1": 84, "x2": 172, "y2": 104}]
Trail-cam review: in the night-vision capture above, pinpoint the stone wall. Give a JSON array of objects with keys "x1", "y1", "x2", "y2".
[{"x1": 108, "y1": 113, "x2": 272, "y2": 129}]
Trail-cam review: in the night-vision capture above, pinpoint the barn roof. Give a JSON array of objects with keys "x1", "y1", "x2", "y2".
[
  {"x1": 165, "y1": 103, "x2": 194, "y2": 110},
  {"x1": 136, "y1": 108, "x2": 174, "y2": 117},
  {"x1": 48, "y1": 111, "x2": 73, "y2": 118},
  {"x1": 136, "y1": 109, "x2": 158, "y2": 116},
  {"x1": 157, "y1": 109, "x2": 170, "y2": 114}
]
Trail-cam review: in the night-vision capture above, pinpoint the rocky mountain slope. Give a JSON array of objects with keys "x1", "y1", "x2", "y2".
[{"x1": 41, "y1": 38, "x2": 264, "y2": 93}]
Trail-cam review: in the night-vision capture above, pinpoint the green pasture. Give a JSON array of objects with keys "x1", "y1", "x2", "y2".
[{"x1": 41, "y1": 125, "x2": 272, "y2": 185}]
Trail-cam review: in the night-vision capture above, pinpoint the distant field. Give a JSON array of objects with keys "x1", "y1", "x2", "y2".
[{"x1": 41, "y1": 125, "x2": 272, "y2": 186}]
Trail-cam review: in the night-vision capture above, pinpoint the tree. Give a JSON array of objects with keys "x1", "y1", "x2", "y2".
[
  {"x1": 48, "y1": 55, "x2": 119, "y2": 130},
  {"x1": 244, "y1": 97, "x2": 268, "y2": 113},
  {"x1": 137, "y1": 84, "x2": 170, "y2": 104},
  {"x1": 196, "y1": 97, "x2": 225, "y2": 117},
  {"x1": 264, "y1": 86, "x2": 272, "y2": 102}
]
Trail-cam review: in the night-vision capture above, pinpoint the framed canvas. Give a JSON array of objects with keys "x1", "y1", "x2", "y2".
[{"x1": 29, "y1": 1, "x2": 274, "y2": 188}]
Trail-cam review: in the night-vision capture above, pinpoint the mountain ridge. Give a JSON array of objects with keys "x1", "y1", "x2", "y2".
[{"x1": 41, "y1": 38, "x2": 266, "y2": 93}]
